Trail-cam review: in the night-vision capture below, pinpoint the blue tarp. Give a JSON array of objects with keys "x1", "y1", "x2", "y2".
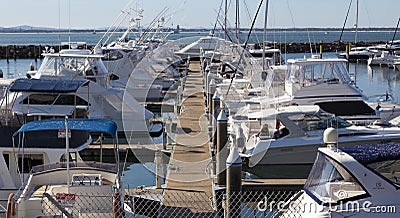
[
  {"x1": 341, "y1": 142, "x2": 400, "y2": 165},
  {"x1": 13, "y1": 119, "x2": 117, "y2": 138},
  {"x1": 9, "y1": 78, "x2": 88, "y2": 93}
]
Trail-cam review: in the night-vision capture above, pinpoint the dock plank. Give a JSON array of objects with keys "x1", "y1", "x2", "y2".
[{"x1": 161, "y1": 61, "x2": 214, "y2": 216}]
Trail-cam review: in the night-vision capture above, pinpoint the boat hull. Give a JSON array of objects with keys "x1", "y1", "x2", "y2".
[{"x1": 246, "y1": 137, "x2": 400, "y2": 179}]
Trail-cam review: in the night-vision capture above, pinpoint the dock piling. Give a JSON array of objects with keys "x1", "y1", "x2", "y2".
[
  {"x1": 216, "y1": 109, "x2": 228, "y2": 186},
  {"x1": 319, "y1": 42, "x2": 323, "y2": 59},
  {"x1": 208, "y1": 79, "x2": 216, "y2": 125},
  {"x1": 205, "y1": 70, "x2": 212, "y2": 102},
  {"x1": 212, "y1": 90, "x2": 221, "y2": 149},
  {"x1": 226, "y1": 145, "x2": 242, "y2": 218},
  {"x1": 167, "y1": 117, "x2": 173, "y2": 145},
  {"x1": 162, "y1": 121, "x2": 167, "y2": 150},
  {"x1": 236, "y1": 126, "x2": 245, "y2": 149},
  {"x1": 13, "y1": 45, "x2": 17, "y2": 61},
  {"x1": 154, "y1": 150, "x2": 163, "y2": 189}
]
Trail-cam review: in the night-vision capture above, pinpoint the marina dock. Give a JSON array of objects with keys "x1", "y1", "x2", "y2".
[{"x1": 161, "y1": 61, "x2": 214, "y2": 216}]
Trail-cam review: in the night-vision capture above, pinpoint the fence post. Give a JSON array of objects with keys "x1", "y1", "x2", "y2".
[{"x1": 226, "y1": 145, "x2": 242, "y2": 218}]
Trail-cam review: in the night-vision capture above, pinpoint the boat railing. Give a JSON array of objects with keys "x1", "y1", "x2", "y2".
[
  {"x1": 0, "y1": 86, "x2": 18, "y2": 126},
  {"x1": 31, "y1": 161, "x2": 117, "y2": 174}
]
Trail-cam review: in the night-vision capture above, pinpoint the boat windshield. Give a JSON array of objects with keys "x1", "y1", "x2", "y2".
[
  {"x1": 286, "y1": 61, "x2": 351, "y2": 86},
  {"x1": 366, "y1": 160, "x2": 400, "y2": 188},
  {"x1": 289, "y1": 113, "x2": 351, "y2": 132},
  {"x1": 304, "y1": 152, "x2": 367, "y2": 204},
  {"x1": 37, "y1": 55, "x2": 107, "y2": 79},
  {"x1": 342, "y1": 143, "x2": 400, "y2": 188}
]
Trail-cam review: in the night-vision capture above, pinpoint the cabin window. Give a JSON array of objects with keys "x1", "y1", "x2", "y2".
[
  {"x1": 21, "y1": 94, "x2": 90, "y2": 106},
  {"x1": 367, "y1": 160, "x2": 400, "y2": 188},
  {"x1": 102, "y1": 51, "x2": 124, "y2": 60},
  {"x1": 109, "y1": 74, "x2": 120, "y2": 81},
  {"x1": 287, "y1": 62, "x2": 350, "y2": 86},
  {"x1": 289, "y1": 114, "x2": 351, "y2": 132},
  {"x1": 305, "y1": 152, "x2": 367, "y2": 204},
  {"x1": 18, "y1": 154, "x2": 44, "y2": 173},
  {"x1": 3, "y1": 153, "x2": 10, "y2": 170}
]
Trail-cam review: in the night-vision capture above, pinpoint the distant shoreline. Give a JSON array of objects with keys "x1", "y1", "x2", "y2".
[
  {"x1": 0, "y1": 40, "x2": 389, "y2": 59},
  {"x1": 0, "y1": 27, "x2": 398, "y2": 34}
]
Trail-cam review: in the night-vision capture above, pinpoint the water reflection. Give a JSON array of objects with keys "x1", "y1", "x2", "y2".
[
  {"x1": 354, "y1": 63, "x2": 400, "y2": 103},
  {"x1": 0, "y1": 59, "x2": 42, "y2": 78}
]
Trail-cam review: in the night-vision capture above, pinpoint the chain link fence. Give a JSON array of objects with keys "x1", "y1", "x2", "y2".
[
  {"x1": 131, "y1": 189, "x2": 301, "y2": 218},
  {"x1": 40, "y1": 191, "x2": 117, "y2": 218},
  {"x1": 18, "y1": 188, "x2": 302, "y2": 217}
]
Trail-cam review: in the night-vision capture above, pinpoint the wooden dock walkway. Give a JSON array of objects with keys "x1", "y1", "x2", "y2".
[{"x1": 161, "y1": 61, "x2": 214, "y2": 216}]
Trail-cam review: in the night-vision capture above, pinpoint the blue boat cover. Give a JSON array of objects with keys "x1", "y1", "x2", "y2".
[
  {"x1": 9, "y1": 78, "x2": 88, "y2": 93},
  {"x1": 13, "y1": 119, "x2": 117, "y2": 138},
  {"x1": 341, "y1": 142, "x2": 400, "y2": 165}
]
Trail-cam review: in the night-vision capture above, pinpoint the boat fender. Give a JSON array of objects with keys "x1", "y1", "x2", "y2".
[
  {"x1": 6, "y1": 193, "x2": 16, "y2": 218},
  {"x1": 261, "y1": 71, "x2": 268, "y2": 81}
]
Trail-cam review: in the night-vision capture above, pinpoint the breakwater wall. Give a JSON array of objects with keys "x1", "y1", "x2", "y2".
[
  {"x1": 0, "y1": 41, "x2": 385, "y2": 59},
  {"x1": 261, "y1": 41, "x2": 386, "y2": 53},
  {"x1": 0, "y1": 44, "x2": 94, "y2": 60}
]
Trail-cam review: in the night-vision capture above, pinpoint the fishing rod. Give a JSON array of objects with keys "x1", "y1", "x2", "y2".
[
  {"x1": 137, "y1": 7, "x2": 169, "y2": 44},
  {"x1": 210, "y1": 0, "x2": 225, "y2": 37},
  {"x1": 216, "y1": 17, "x2": 234, "y2": 43}
]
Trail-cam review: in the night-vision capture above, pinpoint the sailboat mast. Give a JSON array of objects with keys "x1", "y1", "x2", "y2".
[
  {"x1": 390, "y1": 17, "x2": 400, "y2": 48},
  {"x1": 65, "y1": 116, "x2": 70, "y2": 193},
  {"x1": 355, "y1": 0, "x2": 359, "y2": 44},
  {"x1": 225, "y1": 0, "x2": 228, "y2": 40},
  {"x1": 262, "y1": 0, "x2": 269, "y2": 71},
  {"x1": 236, "y1": 0, "x2": 240, "y2": 44}
]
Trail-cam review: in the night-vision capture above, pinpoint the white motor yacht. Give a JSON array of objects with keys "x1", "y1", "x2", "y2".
[
  {"x1": 175, "y1": 36, "x2": 230, "y2": 59},
  {"x1": 0, "y1": 119, "x2": 120, "y2": 216},
  {"x1": 235, "y1": 105, "x2": 400, "y2": 179},
  {"x1": 337, "y1": 46, "x2": 380, "y2": 62},
  {"x1": 8, "y1": 47, "x2": 156, "y2": 135},
  {"x1": 255, "y1": 58, "x2": 400, "y2": 125},
  {"x1": 247, "y1": 44, "x2": 284, "y2": 66},
  {"x1": 278, "y1": 140, "x2": 400, "y2": 217},
  {"x1": 1, "y1": 78, "x2": 153, "y2": 135},
  {"x1": 368, "y1": 51, "x2": 400, "y2": 67}
]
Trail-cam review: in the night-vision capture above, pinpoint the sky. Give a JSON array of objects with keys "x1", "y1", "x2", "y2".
[{"x1": 0, "y1": 0, "x2": 399, "y2": 29}]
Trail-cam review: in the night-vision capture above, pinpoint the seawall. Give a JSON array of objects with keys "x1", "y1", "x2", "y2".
[{"x1": 0, "y1": 41, "x2": 386, "y2": 59}]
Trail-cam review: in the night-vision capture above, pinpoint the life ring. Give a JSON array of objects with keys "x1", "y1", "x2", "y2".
[{"x1": 6, "y1": 193, "x2": 16, "y2": 218}]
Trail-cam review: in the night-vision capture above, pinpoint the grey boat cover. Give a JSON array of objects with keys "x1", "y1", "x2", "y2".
[
  {"x1": 13, "y1": 119, "x2": 117, "y2": 138},
  {"x1": 9, "y1": 78, "x2": 88, "y2": 93}
]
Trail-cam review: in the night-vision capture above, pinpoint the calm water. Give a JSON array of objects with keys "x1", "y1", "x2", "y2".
[{"x1": 0, "y1": 30, "x2": 398, "y2": 46}]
